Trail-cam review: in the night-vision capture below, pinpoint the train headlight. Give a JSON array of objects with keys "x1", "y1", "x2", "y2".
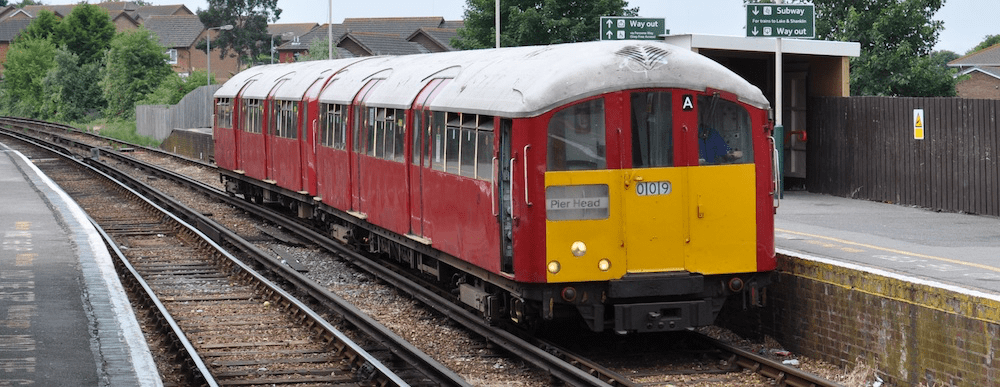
[
  {"x1": 571, "y1": 241, "x2": 587, "y2": 257},
  {"x1": 598, "y1": 258, "x2": 611, "y2": 272},
  {"x1": 547, "y1": 261, "x2": 561, "y2": 274}
]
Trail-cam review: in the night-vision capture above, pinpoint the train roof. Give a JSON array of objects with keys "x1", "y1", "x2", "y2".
[{"x1": 216, "y1": 40, "x2": 770, "y2": 117}]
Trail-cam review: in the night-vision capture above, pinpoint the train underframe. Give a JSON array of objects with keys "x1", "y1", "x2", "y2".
[{"x1": 222, "y1": 172, "x2": 771, "y2": 334}]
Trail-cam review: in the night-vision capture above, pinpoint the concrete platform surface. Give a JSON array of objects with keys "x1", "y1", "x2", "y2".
[
  {"x1": 776, "y1": 191, "x2": 1000, "y2": 295},
  {"x1": 0, "y1": 143, "x2": 160, "y2": 386}
]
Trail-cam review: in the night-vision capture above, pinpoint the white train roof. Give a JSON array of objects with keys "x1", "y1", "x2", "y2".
[{"x1": 217, "y1": 40, "x2": 770, "y2": 117}]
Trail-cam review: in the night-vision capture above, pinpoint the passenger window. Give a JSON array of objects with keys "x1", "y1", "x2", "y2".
[
  {"x1": 460, "y1": 115, "x2": 477, "y2": 178},
  {"x1": 547, "y1": 99, "x2": 606, "y2": 171},
  {"x1": 394, "y1": 109, "x2": 406, "y2": 162},
  {"x1": 697, "y1": 95, "x2": 753, "y2": 165},
  {"x1": 445, "y1": 113, "x2": 461, "y2": 174},
  {"x1": 631, "y1": 92, "x2": 672, "y2": 168},
  {"x1": 412, "y1": 111, "x2": 423, "y2": 165},
  {"x1": 431, "y1": 112, "x2": 445, "y2": 171},
  {"x1": 477, "y1": 119, "x2": 494, "y2": 181}
]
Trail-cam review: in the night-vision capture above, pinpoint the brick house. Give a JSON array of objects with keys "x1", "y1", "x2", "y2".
[
  {"x1": 273, "y1": 17, "x2": 464, "y2": 62},
  {"x1": 144, "y1": 14, "x2": 238, "y2": 82},
  {"x1": 0, "y1": 1, "x2": 238, "y2": 82},
  {"x1": 948, "y1": 44, "x2": 1000, "y2": 99}
]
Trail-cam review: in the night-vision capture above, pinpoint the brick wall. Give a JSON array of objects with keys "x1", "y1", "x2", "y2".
[
  {"x1": 718, "y1": 253, "x2": 1000, "y2": 385},
  {"x1": 956, "y1": 71, "x2": 1000, "y2": 99}
]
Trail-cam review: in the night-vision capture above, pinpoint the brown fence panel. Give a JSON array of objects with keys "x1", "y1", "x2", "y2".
[{"x1": 806, "y1": 97, "x2": 1000, "y2": 217}]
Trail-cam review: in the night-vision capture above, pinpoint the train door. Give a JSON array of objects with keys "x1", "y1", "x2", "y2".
[
  {"x1": 622, "y1": 91, "x2": 688, "y2": 272},
  {"x1": 350, "y1": 79, "x2": 381, "y2": 215},
  {"x1": 407, "y1": 79, "x2": 450, "y2": 239},
  {"x1": 498, "y1": 119, "x2": 514, "y2": 274},
  {"x1": 300, "y1": 78, "x2": 325, "y2": 195},
  {"x1": 685, "y1": 93, "x2": 757, "y2": 274}
]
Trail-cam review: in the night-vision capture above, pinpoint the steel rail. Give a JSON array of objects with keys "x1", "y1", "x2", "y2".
[
  {"x1": 0, "y1": 129, "x2": 413, "y2": 387},
  {"x1": 695, "y1": 333, "x2": 846, "y2": 387},
  {"x1": 0, "y1": 124, "x2": 473, "y2": 387},
  {"x1": 7, "y1": 123, "x2": 616, "y2": 386}
]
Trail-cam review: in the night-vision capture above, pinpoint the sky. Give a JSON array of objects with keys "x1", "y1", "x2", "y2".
[{"x1": 155, "y1": 0, "x2": 998, "y2": 55}]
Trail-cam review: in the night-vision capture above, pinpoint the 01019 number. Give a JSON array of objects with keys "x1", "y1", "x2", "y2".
[{"x1": 635, "y1": 181, "x2": 671, "y2": 196}]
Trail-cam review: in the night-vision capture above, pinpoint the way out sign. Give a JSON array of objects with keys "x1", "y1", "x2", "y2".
[{"x1": 913, "y1": 109, "x2": 925, "y2": 140}]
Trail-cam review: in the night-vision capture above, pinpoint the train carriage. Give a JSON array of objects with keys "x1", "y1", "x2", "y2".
[{"x1": 214, "y1": 40, "x2": 777, "y2": 333}]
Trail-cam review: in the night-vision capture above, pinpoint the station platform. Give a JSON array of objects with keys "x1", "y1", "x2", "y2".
[
  {"x1": 775, "y1": 190, "x2": 1000, "y2": 295},
  {"x1": 0, "y1": 144, "x2": 160, "y2": 386}
]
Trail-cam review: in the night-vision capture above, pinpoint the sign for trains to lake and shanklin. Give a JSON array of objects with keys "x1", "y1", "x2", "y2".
[
  {"x1": 746, "y1": 3, "x2": 815, "y2": 39},
  {"x1": 600, "y1": 17, "x2": 667, "y2": 41}
]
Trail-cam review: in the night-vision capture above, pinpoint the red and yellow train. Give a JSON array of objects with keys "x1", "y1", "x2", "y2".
[{"x1": 213, "y1": 40, "x2": 777, "y2": 333}]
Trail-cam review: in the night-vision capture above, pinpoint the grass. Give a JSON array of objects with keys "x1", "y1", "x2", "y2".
[{"x1": 69, "y1": 118, "x2": 161, "y2": 148}]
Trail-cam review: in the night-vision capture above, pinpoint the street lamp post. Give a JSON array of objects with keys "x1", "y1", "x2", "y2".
[{"x1": 206, "y1": 24, "x2": 233, "y2": 86}]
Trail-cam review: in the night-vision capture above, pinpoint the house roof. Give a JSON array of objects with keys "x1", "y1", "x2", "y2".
[
  {"x1": 408, "y1": 27, "x2": 458, "y2": 51},
  {"x1": 144, "y1": 14, "x2": 205, "y2": 48},
  {"x1": 959, "y1": 66, "x2": 1000, "y2": 80},
  {"x1": 21, "y1": 5, "x2": 76, "y2": 18},
  {"x1": 343, "y1": 16, "x2": 446, "y2": 36},
  {"x1": 95, "y1": 2, "x2": 141, "y2": 12},
  {"x1": 268, "y1": 23, "x2": 317, "y2": 39},
  {"x1": 338, "y1": 31, "x2": 428, "y2": 56},
  {"x1": 279, "y1": 23, "x2": 348, "y2": 51},
  {"x1": 441, "y1": 20, "x2": 464, "y2": 30},
  {"x1": 136, "y1": 5, "x2": 193, "y2": 19},
  {"x1": 0, "y1": 17, "x2": 30, "y2": 41},
  {"x1": 949, "y1": 44, "x2": 1000, "y2": 67}
]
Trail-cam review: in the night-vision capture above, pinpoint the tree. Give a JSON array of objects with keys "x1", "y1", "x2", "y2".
[
  {"x1": 197, "y1": 0, "x2": 281, "y2": 68},
  {"x1": 453, "y1": 0, "x2": 638, "y2": 49},
  {"x1": 0, "y1": 37, "x2": 57, "y2": 117},
  {"x1": 139, "y1": 70, "x2": 215, "y2": 106},
  {"x1": 17, "y1": 9, "x2": 60, "y2": 42},
  {"x1": 967, "y1": 35, "x2": 1000, "y2": 55},
  {"x1": 812, "y1": 0, "x2": 957, "y2": 96},
  {"x1": 41, "y1": 47, "x2": 104, "y2": 121},
  {"x1": 53, "y1": 3, "x2": 116, "y2": 66},
  {"x1": 101, "y1": 27, "x2": 173, "y2": 118},
  {"x1": 296, "y1": 38, "x2": 342, "y2": 61}
]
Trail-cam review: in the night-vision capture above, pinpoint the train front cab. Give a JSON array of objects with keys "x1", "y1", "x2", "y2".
[{"x1": 520, "y1": 89, "x2": 776, "y2": 333}]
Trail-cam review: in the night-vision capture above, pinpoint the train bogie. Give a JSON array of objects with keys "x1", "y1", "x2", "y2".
[{"x1": 213, "y1": 40, "x2": 776, "y2": 334}]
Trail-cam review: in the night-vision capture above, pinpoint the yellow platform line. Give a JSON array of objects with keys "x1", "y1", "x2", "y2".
[{"x1": 777, "y1": 228, "x2": 1000, "y2": 274}]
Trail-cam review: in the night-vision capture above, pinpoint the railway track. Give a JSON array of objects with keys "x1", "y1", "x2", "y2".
[
  {"x1": 0, "y1": 131, "x2": 456, "y2": 386},
  {"x1": 0, "y1": 118, "x2": 846, "y2": 386}
]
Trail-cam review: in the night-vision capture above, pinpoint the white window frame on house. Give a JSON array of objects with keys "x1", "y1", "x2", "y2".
[{"x1": 166, "y1": 49, "x2": 178, "y2": 64}]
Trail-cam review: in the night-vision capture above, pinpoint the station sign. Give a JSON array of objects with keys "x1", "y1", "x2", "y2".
[
  {"x1": 746, "y1": 3, "x2": 815, "y2": 39},
  {"x1": 600, "y1": 17, "x2": 667, "y2": 41}
]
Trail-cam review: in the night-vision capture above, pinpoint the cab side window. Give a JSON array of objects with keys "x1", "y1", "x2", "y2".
[
  {"x1": 546, "y1": 99, "x2": 606, "y2": 171},
  {"x1": 697, "y1": 95, "x2": 753, "y2": 165},
  {"x1": 631, "y1": 92, "x2": 672, "y2": 168}
]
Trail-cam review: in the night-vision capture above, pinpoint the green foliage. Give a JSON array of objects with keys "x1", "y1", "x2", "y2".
[
  {"x1": 139, "y1": 70, "x2": 215, "y2": 106},
  {"x1": 297, "y1": 38, "x2": 342, "y2": 61},
  {"x1": 17, "y1": 10, "x2": 60, "y2": 42},
  {"x1": 0, "y1": 37, "x2": 57, "y2": 117},
  {"x1": 41, "y1": 47, "x2": 105, "y2": 121},
  {"x1": 73, "y1": 118, "x2": 160, "y2": 147},
  {"x1": 967, "y1": 35, "x2": 1000, "y2": 55},
  {"x1": 812, "y1": 0, "x2": 956, "y2": 96},
  {"x1": 54, "y1": 4, "x2": 116, "y2": 66},
  {"x1": 198, "y1": 0, "x2": 281, "y2": 67},
  {"x1": 101, "y1": 27, "x2": 172, "y2": 119},
  {"x1": 454, "y1": 0, "x2": 638, "y2": 49}
]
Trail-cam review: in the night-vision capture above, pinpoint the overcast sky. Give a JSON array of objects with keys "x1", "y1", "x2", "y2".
[{"x1": 155, "y1": 0, "x2": 997, "y2": 55}]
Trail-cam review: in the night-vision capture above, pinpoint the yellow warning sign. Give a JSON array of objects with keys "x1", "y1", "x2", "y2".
[{"x1": 913, "y1": 109, "x2": 925, "y2": 140}]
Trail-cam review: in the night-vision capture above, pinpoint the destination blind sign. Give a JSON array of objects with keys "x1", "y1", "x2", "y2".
[
  {"x1": 600, "y1": 17, "x2": 667, "y2": 41},
  {"x1": 746, "y1": 3, "x2": 815, "y2": 38}
]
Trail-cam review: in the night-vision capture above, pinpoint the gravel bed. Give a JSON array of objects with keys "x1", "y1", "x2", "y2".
[{"x1": 104, "y1": 152, "x2": 881, "y2": 386}]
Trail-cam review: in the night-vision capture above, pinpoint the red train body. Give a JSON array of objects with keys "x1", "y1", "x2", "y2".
[{"x1": 214, "y1": 41, "x2": 777, "y2": 333}]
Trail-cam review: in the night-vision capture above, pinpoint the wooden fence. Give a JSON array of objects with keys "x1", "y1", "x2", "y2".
[
  {"x1": 135, "y1": 85, "x2": 221, "y2": 140},
  {"x1": 806, "y1": 96, "x2": 999, "y2": 217}
]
